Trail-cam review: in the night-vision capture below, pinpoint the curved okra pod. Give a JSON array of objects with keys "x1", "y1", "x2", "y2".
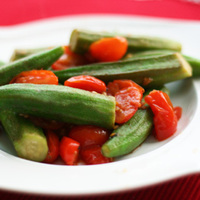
[{"x1": 102, "y1": 108, "x2": 153, "y2": 158}]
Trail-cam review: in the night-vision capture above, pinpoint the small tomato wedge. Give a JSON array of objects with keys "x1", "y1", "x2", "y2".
[
  {"x1": 107, "y1": 79, "x2": 137, "y2": 96},
  {"x1": 43, "y1": 130, "x2": 60, "y2": 163},
  {"x1": 68, "y1": 125, "x2": 110, "y2": 148},
  {"x1": 60, "y1": 136, "x2": 80, "y2": 165},
  {"x1": 10, "y1": 70, "x2": 58, "y2": 85},
  {"x1": 51, "y1": 46, "x2": 88, "y2": 70},
  {"x1": 89, "y1": 37, "x2": 128, "y2": 62},
  {"x1": 64, "y1": 75, "x2": 106, "y2": 93},
  {"x1": 107, "y1": 80, "x2": 144, "y2": 124},
  {"x1": 174, "y1": 106, "x2": 182, "y2": 121},
  {"x1": 145, "y1": 90, "x2": 178, "y2": 141},
  {"x1": 80, "y1": 145, "x2": 112, "y2": 165}
]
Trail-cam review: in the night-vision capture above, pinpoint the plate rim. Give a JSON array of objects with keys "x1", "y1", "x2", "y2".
[{"x1": 0, "y1": 14, "x2": 199, "y2": 196}]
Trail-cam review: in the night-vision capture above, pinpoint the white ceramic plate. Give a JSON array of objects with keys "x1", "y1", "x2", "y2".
[{"x1": 0, "y1": 15, "x2": 200, "y2": 196}]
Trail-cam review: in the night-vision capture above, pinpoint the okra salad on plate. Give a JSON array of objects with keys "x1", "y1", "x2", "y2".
[{"x1": 0, "y1": 28, "x2": 198, "y2": 166}]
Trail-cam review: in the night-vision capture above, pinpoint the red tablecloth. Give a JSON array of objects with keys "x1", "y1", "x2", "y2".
[
  {"x1": 0, "y1": 0, "x2": 200, "y2": 199},
  {"x1": 1, "y1": 0, "x2": 200, "y2": 25}
]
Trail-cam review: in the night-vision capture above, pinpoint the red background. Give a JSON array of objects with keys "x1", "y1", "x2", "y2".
[
  {"x1": 0, "y1": 0, "x2": 200, "y2": 26},
  {"x1": 0, "y1": 0, "x2": 200, "y2": 199}
]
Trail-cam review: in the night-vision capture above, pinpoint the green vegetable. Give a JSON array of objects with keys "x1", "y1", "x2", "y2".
[
  {"x1": 125, "y1": 50, "x2": 200, "y2": 77},
  {"x1": 102, "y1": 108, "x2": 153, "y2": 158},
  {"x1": 183, "y1": 55, "x2": 200, "y2": 77},
  {"x1": 69, "y1": 29, "x2": 182, "y2": 54},
  {"x1": 0, "y1": 46, "x2": 64, "y2": 86},
  {"x1": 0, "y1": 110, "x2": 48, "y2": 162},
  {"x1": 10, "y1": 47, "x2": 49, "y2": 62},
  {"x1": 54, "y1": 52, "x2": 192, "y2": 88},
  {"x1": 0, "y1": 84, "x2": 115, "y2": 129}
]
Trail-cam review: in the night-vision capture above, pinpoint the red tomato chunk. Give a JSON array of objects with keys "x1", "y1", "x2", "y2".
[
  {"x1": 68, "y1": 125, "x2": 110, "y2": 148},
  {"x1": 107, "y1": 80, "x2": 144, "y2": 124},
  {"x1": 10, "y1": 70, "x2": 58, "y2": 85},
  {"x1": 43, "y1": 130, "x2": 60, "y2": 163},
  {"x1": 174, "y1": 106, "x2": 182, "y2": 121},
  {"x1": 64, "y1": 75, "x2": 106, "y2": 93},
  {"x1": 60, "y1": 137, "x2": 80, "y2": 165},
  {"x1": 52, "y1": 46, "x2": 89, "y2": 70},
  {"x1": 145, "y1": 90, "x2": 180, "y2": 141},
  {"x1": 89, "y1": 37, "x2": 128, "y2": 62},
  {"x1": 80, "y1": 145, "x2": 112, "y2": 165}
]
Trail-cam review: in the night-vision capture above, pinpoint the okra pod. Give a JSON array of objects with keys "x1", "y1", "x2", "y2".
[
  {"x1": 0, "y1": 84, "x2": 115, "y2": 129},
  {"x1": 125, "y1": 50, "x2": 200, "y2": 77},
  {"x1": 0, "y1": 110, "x2": 48, "y2": 162},
  {"x1": 10, "y1": 47, "x2": 49, "y2": 62},
  {"x1": 54, "y1": 52, "x2": 192, "y2": 88},
  {"x1": 0, "y1": 46, "x2": 64, "y2": 85},
  {"x1": 102, "y1": 108, "x2": 153, "y2": 158},
  {"x1": 69, "y1": 29, "x2": 182, "y2": 54}
]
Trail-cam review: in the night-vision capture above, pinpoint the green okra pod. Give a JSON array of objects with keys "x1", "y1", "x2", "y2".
[
  {"x1": 125, "y1": 50, "x2": 200, "y2": 77},
  {"x1": 102, "y1": 108, "x2": 153, "y2": 158},
  {"x1": 0, "y1": 84, "x2": 115, "y2": 129},
  {"x1": 10, "y1": 47, "x2": 50, "y2": 62},
  {"x1": 54, "y1": 52, "x2": 192, "y2": 88},
  {"x1": 69, "y1": 29, "x2": 182, "y2": 54},
  {"x1": 0, "y1": 46, "x2": 64, "y2": 86},
  {"x1": 0, "y1": 110, "x2": 48, "y2": 162}
]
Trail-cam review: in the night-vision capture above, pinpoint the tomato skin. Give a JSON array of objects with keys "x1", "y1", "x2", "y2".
[
  {"x1": 89, "y1": 37, "x2": 128, "y2": 62},
  {"x1": 51, "y1": 46, "x2": 88, "y2": 70},
  {"x1": 107, "y1": 80, "x2": 144, "y2": 124},
  {"x1": 59, "y1": 137, "x2": 80, "y2": 165},
  {"x1": 80, "y1": 145, "x2": 112, "y2": 165},
  {"x1": 107, "y1": 79, "x2": 137, "y2": 96},
  {"x1": 174, "y1": 106, "x2": 182, "y2": 121},
  {"x1": 68, "y1": 125, "x2": 110, "y2": 148},
  {"x1": 64, "y1": 75, "x2": 106, "y2": 93},
  {"x1": 10, "y1": 70, "x2": 58, "y2": 85},
  {"x1": 145, "y1": 90, "x2": 178, "y2": 141},
  {"x1": 43, "y1": 130, "x2": 60, "y2": 163}
]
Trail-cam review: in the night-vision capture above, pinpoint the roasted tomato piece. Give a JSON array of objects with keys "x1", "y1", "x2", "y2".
[
  {"x1": 68, "y1": 125, "x2": 110, "y2": 148},
  {"x1": 80, "y1": 145, "x2": 112, "y2": 165},
  {"x1": 145, "y1": 90, "x2": 179, "y2": 141},
  {"x1": 174, "y1": 106, "x2": 182, "y2": 121},
  {"x1": 10, "y1": 70, "x2": 58, "y2": 85},
  {"x1": 60, "y1": 136, "x2": 80, "y2": 165},
  {"x1": 64, "y1": 75, "x2": 106, "y2": 93},
  {"x1": 107, "y1": 80, "x2": 144, "y2": 124},
  {"x1": 51, "y1": 46, "x2": 88, "y2": 70},
  {"x1": 89, "y1": 37, "x2": 128, "y2": 62},
  {"x1": 43, "y1": 130, "x2": 60, "y2": 163}
]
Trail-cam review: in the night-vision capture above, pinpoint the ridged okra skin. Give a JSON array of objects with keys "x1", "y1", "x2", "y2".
[
  {"x1": 69, "y1": 29, "x2": 182, "y2": 54},
  {"x1": 0, "y1": 46, "x2": 64, "y2": 86},
  {"x1": 10, "y1": 47, "x2": 49, "y2": 62},
  {"x1": 0, "y1": 84, "x2": 115, "y2": 129},
  {"x1": 0, "y1": 110, "x2": 48, "y2": 162},
  {"x1": 125, "y1": 49, "x2": 200, "y2": 77},
  {"x1": 54, "y1": 52, "x2": 192, "y2": 88},
  {"x1": 101, "y1": 108, "x2": 153, "y2": 158},
  {"x1": 183, "y1": 55, "x2": 200, "y2": 77}
]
